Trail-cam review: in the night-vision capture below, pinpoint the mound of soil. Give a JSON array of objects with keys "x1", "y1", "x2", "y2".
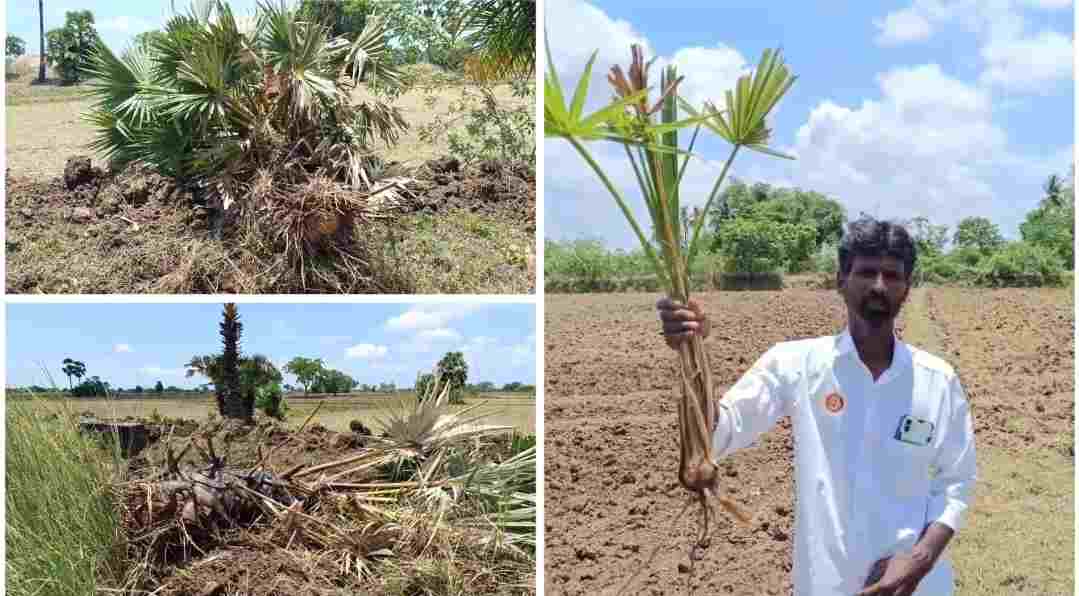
[{"x1": 6, "y1": 156, "x2": 534, "y2": 294}]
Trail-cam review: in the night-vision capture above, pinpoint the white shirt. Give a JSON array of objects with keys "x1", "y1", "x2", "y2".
[{"x1": 713, "y1": 328, "x2": 977, "y2": 596}]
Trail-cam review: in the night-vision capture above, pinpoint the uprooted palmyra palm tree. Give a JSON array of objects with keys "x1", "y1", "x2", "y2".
[
  {"x1": 121, "y1": 369, "x2": 534, "y2": 592},
  {"x1": 82, "y1": 0, "x2": 409, "y2": 285}
]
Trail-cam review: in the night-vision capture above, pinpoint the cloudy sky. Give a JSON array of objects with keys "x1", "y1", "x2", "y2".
[
  {"x1": 7, "y1": 302, "x2": 536, "y2": 390},
  {"x1": 6, "y1": 1, "x2": 267, "y2": 55},
  {"x1": 544, "y1": 0, "x2": 1074, "y2": 250}
]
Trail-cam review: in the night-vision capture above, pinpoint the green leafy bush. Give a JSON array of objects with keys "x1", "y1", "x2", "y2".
[
  {"x1": 718, "y1": 219, "x2": 814, "y2": 274},
  {"x1": 255, "y1": 382, "x2": 288, "y2": 420},
  {"x1": 977, "y1": 242, "x2": 1065, "y2": 288}
]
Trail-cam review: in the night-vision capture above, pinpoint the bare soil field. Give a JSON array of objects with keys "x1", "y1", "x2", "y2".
[
  {"x1": 68, "y1": 393, "x2": 537, "y2": 433},
  {"x1": 5, "y1": 73, "x2": 536, "y2": 294},
  {"x1": 544, "y1": 288, "x2": 1073, "y2": 595}
]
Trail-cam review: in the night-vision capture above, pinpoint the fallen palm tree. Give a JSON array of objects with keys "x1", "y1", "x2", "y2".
[
  {"x1": 544, "y1": 36, "x2": 797, "y2": 573},
  {"x1": 116, "y1": 374, "x2": 535, "y2": 594}
]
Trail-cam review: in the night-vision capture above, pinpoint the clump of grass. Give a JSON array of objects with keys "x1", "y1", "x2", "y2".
[{"x1": 7, "y1": 396, "x2": 123, "y2": 596}]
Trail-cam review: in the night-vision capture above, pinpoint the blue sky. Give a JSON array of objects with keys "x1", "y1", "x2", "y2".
[
  {"x1": 6, "y1": 303, "x2": 536, "y2": 390},
  {"x1": 6, "y1": 0, "x2": 267, "y2": 56},
  {"x1": 545, "y1": 0, "x2": 1074, "y2": 250}
]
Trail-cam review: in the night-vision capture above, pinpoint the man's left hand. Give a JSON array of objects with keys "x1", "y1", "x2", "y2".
[{"x1": 855, "y1": 549, "x2": 934, "y2": 596}]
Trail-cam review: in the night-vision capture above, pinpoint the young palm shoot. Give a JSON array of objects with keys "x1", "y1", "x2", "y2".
[{"x1": 545, "y1": 40, "x2": 796, "y2": 559}]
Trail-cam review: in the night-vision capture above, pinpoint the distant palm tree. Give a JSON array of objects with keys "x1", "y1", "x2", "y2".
[
  {"x1": 38, "y1": 0, "x2": 46, "y2": 82},
  {"x1": 1044, "y1": 174, "x2": 1065, "y2": 208},
  {"x1": 219, "y1": 303, "x2": 243, "y2": 419}
]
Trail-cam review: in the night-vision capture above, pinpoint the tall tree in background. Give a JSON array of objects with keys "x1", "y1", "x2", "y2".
[
  {"x1": 953, "y1": 217, "x2": 1004, "y2": 254},
  {"x1": 38, "y1": 0, "x2": 46, "y2": 82},
  {"x1": 7, "y1": 35, "x2": 27, "y2": 57},
  {"x1": 436, "y1": 351, "x2": 468, "y2": 404},
  {"x1": 61, "y1": 358, "x2": 86, "y2": 390},
  {"x1": 285, "y1": 357, "x2": 326, "y2": 394},
  {"x1": 219, "y1": 303, "x2": 244, "y2": 419}
]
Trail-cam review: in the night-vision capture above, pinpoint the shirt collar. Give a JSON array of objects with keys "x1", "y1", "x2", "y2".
[{"x1": 833, "y1": 326, "x2": 912, "y2": 372}]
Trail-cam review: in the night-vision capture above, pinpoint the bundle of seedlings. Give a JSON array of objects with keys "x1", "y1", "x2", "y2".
[
  {"x1": 82, "y1": 0, "x2": 413, "y2": 290},
  {"x1": 116, "y1": 373, "x2": 535, "y2": 594},
  {"x1": 545, "y1": 39, "x2": 797, "y2": 567}
]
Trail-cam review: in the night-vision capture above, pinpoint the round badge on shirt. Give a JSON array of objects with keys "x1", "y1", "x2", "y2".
[{"x1": 824, "y1": 392, "x2": 845, "y2": 414}]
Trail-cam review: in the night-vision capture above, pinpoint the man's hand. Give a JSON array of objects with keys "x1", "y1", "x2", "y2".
[
  {"x1": 657, "y1": 298, "x2": 710, "y2": 349},
  {"x1": 855, "y1": 549, "x2": 934, "y2": 596}
]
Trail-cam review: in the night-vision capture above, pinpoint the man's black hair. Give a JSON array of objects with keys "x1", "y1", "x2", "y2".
[{"x1": 837, "y1": 217, "x2": 917, "y2": 280}]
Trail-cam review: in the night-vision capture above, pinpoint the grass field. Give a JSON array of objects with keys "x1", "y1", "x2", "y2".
[{"x1": 36, "y1": 391, "x2": 537, "y2": 434}]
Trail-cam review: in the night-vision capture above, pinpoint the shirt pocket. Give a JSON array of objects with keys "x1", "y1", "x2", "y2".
[{"x1": 882, "y1": 439, "x2": 933, "y2": 498}]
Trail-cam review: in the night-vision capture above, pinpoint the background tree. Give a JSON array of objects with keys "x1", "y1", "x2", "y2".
[
  {"x1": 219, "y1": 303, "x2": 244, "y2": 419},
  {"x1": 953, "y1": 216, "x2": 1004, "y2": 254},
  {"x1": 7, "y1": 35, "x2": 27, "y2": 57},
  {"x1": 285, "y1": 357, "x2": 325, "y2": 394},
  {"x1": 1021, "y1": 173, "x2": 1074, "y2": 269},
  {"x1": 134, "y1": 385, "x2": 144, "y2": 393},
  {"x1": 154, "y1": 380, "x2": 164, "y2": 393},
  {"x1": 61, "y1": 358, "x2": 86, "y2": 390},
  {"x1": 436, "y1": 351, "x2": 468, "y2": 404},
  {"x1": 46, "y1": 9, "x2": 98, "y2": 84},
  {"x1": 311, "y1": 368, "x2": 356, "y2": 394},
  {"x1": 298, "y1": 0, "x2": 373, "y2": 40},
  {"x1": 906, "y1": 216, "x2": 949, "y2": 259}
]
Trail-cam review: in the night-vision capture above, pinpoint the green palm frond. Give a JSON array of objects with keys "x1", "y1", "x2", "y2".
[{"x1": 465, "y1": 0, "x2": 535, "y2": 78}]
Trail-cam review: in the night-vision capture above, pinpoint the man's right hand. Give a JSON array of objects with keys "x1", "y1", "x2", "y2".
[{"x1": 656, "y1": 297, "x2": 710, "y2": 349}]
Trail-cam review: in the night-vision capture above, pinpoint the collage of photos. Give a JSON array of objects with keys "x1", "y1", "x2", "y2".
[{"x1": 2, "y1": 0, "x2": 1076, "y2": 595}]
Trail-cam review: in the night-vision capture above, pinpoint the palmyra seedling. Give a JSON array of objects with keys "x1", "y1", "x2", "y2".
[{"x1": 545, "y1": 34, "x2": 796, "y2": 562}]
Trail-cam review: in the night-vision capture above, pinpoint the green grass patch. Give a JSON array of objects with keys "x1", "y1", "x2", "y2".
[{"x1": 7, "y1": 397, "x2": 123, "y2": 596}]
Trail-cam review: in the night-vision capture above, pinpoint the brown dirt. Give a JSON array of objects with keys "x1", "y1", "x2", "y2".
[
  {"x1": 5, "y1": 156, "x2": 534, "y2": 294},
  {"x1": 543, "y1": 288, "x2": 1072, "y2": 595}
]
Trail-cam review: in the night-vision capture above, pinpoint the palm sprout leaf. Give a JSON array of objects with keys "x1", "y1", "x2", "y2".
[{"x1": 693, "y1": 48, "x2": 796, "y2": 159}]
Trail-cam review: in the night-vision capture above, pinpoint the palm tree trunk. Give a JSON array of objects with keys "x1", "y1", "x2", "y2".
[{"x1": 38, "y1": 0, "x2": 46, "y2": 82}]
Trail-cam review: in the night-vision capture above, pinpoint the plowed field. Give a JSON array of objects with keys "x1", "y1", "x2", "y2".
[{"x1": 544, "y1": 288, "x2": 1073, "y2": 596}]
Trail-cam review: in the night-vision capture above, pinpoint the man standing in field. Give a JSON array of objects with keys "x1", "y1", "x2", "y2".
[{"x1": 658, "y1": 217, "x2": 977, "y2": 596}]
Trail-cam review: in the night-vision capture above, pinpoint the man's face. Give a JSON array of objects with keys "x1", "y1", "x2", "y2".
[{"x1": 837, "y1": 255, "x2": 910, "y2": 329}]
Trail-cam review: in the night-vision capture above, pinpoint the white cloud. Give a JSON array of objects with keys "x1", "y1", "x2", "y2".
[
  {"x1": 346, "y1": 344, "x2": 388, "y2": 359},
  {"x1": 96, "y1": 15, "x2": 156, "y2": 33},
  {"x1": 663, "y1": 45, "x2": 749, "y2": 109},
  {"x1": 980, "y1": 30, "x2": 1073, "y2": 91},
  {"x1": 385, "y1": 305, "x2": 479, "y2": 332},
  {"x1": 874, "y1": 8, "x2": 934, "y2": 45},
  {"x1": 872, "y1": 1, "x2": 1071, "y2": 90},
  {"x1": 114, "y1": 343, "x2": 133, "y2": 353}
]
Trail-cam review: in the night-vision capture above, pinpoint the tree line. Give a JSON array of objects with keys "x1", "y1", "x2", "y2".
[{"x1": 547, "y1": 171, "x2": 1074, "y2": 290}]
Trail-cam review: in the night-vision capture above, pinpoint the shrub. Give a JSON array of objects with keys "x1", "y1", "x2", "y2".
[
  {"x1": 7, "y1": 397, "x2": 122, "y2": 595},
  {"x1": 255, "y1": 382, "x2": 287, "y2": 420},
  {"x1": 977, "y1": 242, "x2": 1065, "y2": 288},
  {"x1": 718, "y1": 219, "x2": 814, "y2": 274}
]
